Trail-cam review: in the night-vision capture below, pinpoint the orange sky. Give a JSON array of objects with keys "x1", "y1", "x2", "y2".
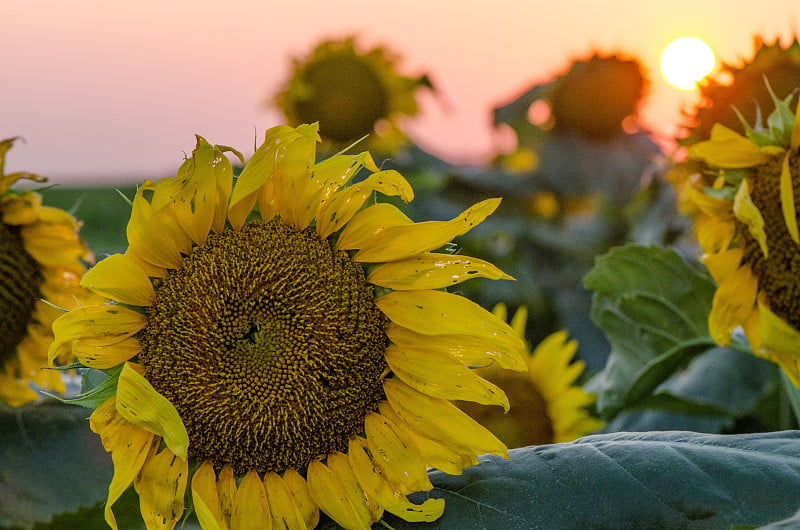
[{"x1": 2, "y1": 0, "x2": 799, "y2": 183}]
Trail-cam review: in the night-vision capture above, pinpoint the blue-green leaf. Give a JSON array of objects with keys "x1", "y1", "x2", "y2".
[{"x1": 380, "y1": 431, "x2": 800, "y2": 529}]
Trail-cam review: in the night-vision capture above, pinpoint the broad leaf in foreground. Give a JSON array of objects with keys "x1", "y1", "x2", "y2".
[{"x1": 380, "y1": 430, "x2": 800, "y2": 529}]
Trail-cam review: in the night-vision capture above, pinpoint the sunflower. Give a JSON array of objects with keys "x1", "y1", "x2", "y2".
[
  {"x1": 686, "y1": 87, "x2": 800, "y2": 384},
  {"x1": 680, "y1": 36, "x2": 800, "y2": 146},
  {"x1": 49, "y1": 124, "x2": 528, "y2": 529},
  {"x1": 459, "y1": 304, "x2": 602, "y2": 447},
  {"x1": 274, "y1": 37, "x2": 433, "y2": 154},
  {"x1": 0, "y1": 137, "x2": 97, "y2": 406}
]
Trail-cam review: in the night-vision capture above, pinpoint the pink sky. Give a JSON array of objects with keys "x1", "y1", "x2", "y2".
[{"x1": 2, "y1": 0, "x2": 799, "y2": 183}]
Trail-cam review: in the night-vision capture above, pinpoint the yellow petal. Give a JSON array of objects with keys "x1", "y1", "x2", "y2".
[
  {"x1": 348, "y1": 438, "x2": 445, "y2": 523},
  {"x1": 271, "y1": 124, "x2": 320, "y2": 231},
  {"x1": 757, "y1": 296, "x2": 800, "y2": 386},
  {"x1": 334, "y1": 203, "x2": 414, "y2": 250},
  {"x1": 386, "y1": 323, "x2": 527, "y2": 371},
  {"x1": 383, "y1": 379, "x2": 508, "y2": 458},
  {"x1": 307, "y1": 458, "x2": 374, "y2": 530},
  {"x1": 90, "y1": 399, "x2": 156, "y2": 530},
  {"x1": 48, "y1": 305, "x2": 146, "y2": 366},
  {"x1": 352, "y1": 198, "x2": 501, "y2": 263},
  {"x1": 81, "y1": 254, "x2": 155, "y2": 306},
  {"x1": 231, "y1": 470, "x2": 272, "y2": 530},
  {"x1": 368, "y1": 253, "x2": 513, "y2": 290},
  {"x1": 780, "y1": 153, "x2": 800, "y2": 244},
  {"x1": 316, "y1": 169, "x2": 413, "y2": 239},
  {"x1": 263, "y1": 472, "x2": 307, "y2": 530},
  {"x1": 191, "y1": 461, "x2": 223, "y2": 530},
  {"x1": 217, "y1": 465, "x2": 237, "y2": 530},
  {"x1": 364, "y1": 413, "x2": 432, "y2": 494},
  {"x1": 116, "y1": 362, "x2": 189, "y2": 459},
  {"x1": 733, "y1": 179, "x2": 769, "y2": 258},
  {"x1": 309, "y1": 152, "x2": 379, "y2": 231},
  {"x1": 689, "y1": 124, "x2": 771, "y2": 168},
  {"x1": 228, "y1": 126, "x2": 292, "y2": 230},
  {"x1": 378, "y1": 402, "x2": 478, "y2": 475},
  {"x1": 708, "y1": 264, "x2": 758, "y2": 346},
  {"x1": 792, "y1": 95, "x2": 800, "y2": 150},
  {"x1": 701, "y1": 248, "x2": 743, "y2": 284},
  {"x1": 134, "y1": 447, "x2": 188, "y2": 530},
  {"x1": 385, "y1": 346, "x2": 509, "y2": 410},
  {"x1": 127, "y1": 185, "x2": 192, "y2": 270},
  {"x1": 282, "y1": 469, "x2": 319, "y2": 530},
  {"x1": 377, "y1": 290, "x2": 527, "y2": 355},
  {"x1": 72, "y1": 336, "x2": 141, "y2": 369}
]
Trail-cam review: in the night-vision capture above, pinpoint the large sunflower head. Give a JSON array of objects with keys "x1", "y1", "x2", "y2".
[
  {"x1": 680, "y1": 36, "x2": 800, "y2": 146},
  {"x1": 0, "y1": 138, "x2": 97, "y2": 406},
  {"x1": 50, "y1": 124, "x2": 528, "y2": 529},
  {"x1": 274, "y1": 37, "x2": 433, "y2": 154},
  {"x1": 685, "y1": 86, "x2": 800, "y2": 385},
  {"x1": 547, "y1": 53, "x2": 648, "y2": 140},
  {"x1": 459, "y1": 304, "x2": 602, "y2": 447}
]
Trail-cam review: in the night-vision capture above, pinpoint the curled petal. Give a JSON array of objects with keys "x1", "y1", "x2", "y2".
[
  {"x1": 690, "y1": 124, "x2": 772, "y2": 168},
  {"x1": 733, "y1": 179, "x2": 769, "y2": 258},
  {"x1": 81, "y1": 254, "x2": 155, "y2": 306},
  {"x1": 779, "y1": 154, "x2": 800, "y2": 244},
  {"x1": 335, "y1": 203, "x2": 414, "y2": 250},
  {"x1": 368, "y1": 253, "x2": 513, "y2": 290}
]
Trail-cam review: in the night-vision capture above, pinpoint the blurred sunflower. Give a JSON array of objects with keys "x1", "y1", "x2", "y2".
[
  {"x1": 0, "y1": 138, "x2": 96, "y2": 406},
  {"x1": 459, "y1": 304, "x2": 602, "y2": 447},
  {"x1": 681, "y1": 36, "x2": 800, "y2": 146},
  {"x1": 274, "y1": 37, "x2": 433, "y2": 154},
  {"x1": 50, "y1": 124, "x2": 528, "y2": 529},
  {"x1": 686, "y1": 88, "x2": 800, "y2": 384}
]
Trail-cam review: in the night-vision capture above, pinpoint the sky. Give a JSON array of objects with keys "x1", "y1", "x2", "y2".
[{"x1": 2, "y1": 0, "x2": 800, "y2": 184}]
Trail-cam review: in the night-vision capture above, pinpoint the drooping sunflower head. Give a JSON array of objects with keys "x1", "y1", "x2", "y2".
[
  {"x1": 680, "y1": 36, "x2": 800, "y2": 146},
  {"x1": 51, "y1": 124, "x2": 528, "y2": 529},
  {"x1": 274, "y1": 37, "x2": 433, "y2": 154},
  {"x1": 547, "y1": 53, "x2": 648, "y2": 140},
  {"x1": 459, "y1": 304, "x2": 602, "y2": 447},
  {"x1": 0, "y1": 138, "x2": 97, "y2": 406},
  {"x1": 685, "y1": 85, "x2": 800, "y2": 385}
]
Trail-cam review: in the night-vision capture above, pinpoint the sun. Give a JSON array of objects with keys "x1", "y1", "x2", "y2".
[{"x1": 660, "y1": 37, "x2": 716, "y2": 90}]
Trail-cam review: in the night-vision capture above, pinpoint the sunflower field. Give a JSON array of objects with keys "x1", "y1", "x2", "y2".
[{"x1": 4, "y1": 35, "x2": 800, "y2": 530}]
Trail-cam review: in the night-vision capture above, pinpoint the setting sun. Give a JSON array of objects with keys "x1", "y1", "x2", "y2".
[{"x1": 660, "y1": 37, "x2": 716, "y2": 90}]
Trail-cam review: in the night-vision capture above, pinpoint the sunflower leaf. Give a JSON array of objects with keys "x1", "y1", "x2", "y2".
[
  {"x1": 0, "y1": 400, "x2": 112, "y2": 529},
  {"x1": 380, "y1": 431, "x2": 800, "y2": 529},
  {"x1": 582, "y1": 245, "x2": 718, "y2": 419}
]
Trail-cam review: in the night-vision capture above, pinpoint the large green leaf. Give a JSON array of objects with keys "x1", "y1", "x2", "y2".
[
  {"x1": 378, "y1": 431, "x2": 800, "y2": 529},
  {"x1": 0, "y1": 401, "x2": 111, "y2": 529},
  {"x1": 583, "y1": 244, "x2": 718, "y2": 418}
]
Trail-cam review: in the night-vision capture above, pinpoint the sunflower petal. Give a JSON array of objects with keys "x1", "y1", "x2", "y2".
[
  {"x1": 307, "y1": 458, "x2": 374, "y2": 530},
  {"x1": 378, "y1": 402, "x2": 478, "y2": 475},
  {"x1": 757, "y1": 296, "x2": 800, "y2": 386},
  {"x1": 90, "y1": 399, "x2": 156, "y2": 530},
  {"x1": 364, "y1": 413, "x2": 432, "y2": 494},
  {"x1": 368, "y1": 253, "x2": 513, "y2": 290},
  {"x1": 733, "y1": 179, "x2": 769, "y2": 258},
  {"x1": 134, "y1": 447, "x2": 188, "y2": 530},
  {"x1": 231, "y1": 470, "x2": 271, "y2": 530},
  {"x1": 282, "y1": 469, "x2": 320, "y2": 530},
  {"x1": 191, "y1": 461, "x2": 223, "y2": 530},
  {"x1": 48, "y1": 305, "x2": 146, "y2": 366},
  {"x1": 377, "y1": 290, "x2": 527, "y2": 355},
  {"x1": 263, "y1": 472, "x2": 308, "y2": 530},
  {"x1": 348, "y1": 438, "x2": 445, "y2": 523},
  {"x1": 127, "y1": 184, "x2": 192, "y2": 270},
  {"x1": 72, "y1": 336, "x2": 141, "y2": 369},
  {"x1": 352, "y1": 198, "x2": 501, "y2": 262},
  {"x1": 386, "y1": 323, "x2": 527, "y2": 371},
  {"x1": 228, "y1": 126, "x2": 294, "y2": 230},
  {"x1": 217, "y1": 465, "x2": 237, "y2": 529},
  {"x1": 334, "y1": 202, "x2": 414, "y2": 249},
  {"x1": 383, "y1": 379, "x2": 508, "y2": 458},
  {"x1": 386, "y1": 346, "x2": 510, "y2": 410},
  {"x1": 116, "y1": 362, "x2": 189, "y2": 459},
  {"x1": 80, "y1": 254, "x2": 155, "y2": 306},
  {"x1": 779, "y1": 154, "x2": 800, "y2": 244},
  {"x1": 690, "y1": 124, "x2": 772, "y2": 168},
  {"x1": 316, "y1": 169, "x2": 413, "y2": 239},
  {"x1": 271, "y1": 124, "x2": 320, "y2": 230},
  {"x1": 708, "y1": 263, "x2": 759, "y2": 345}
]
